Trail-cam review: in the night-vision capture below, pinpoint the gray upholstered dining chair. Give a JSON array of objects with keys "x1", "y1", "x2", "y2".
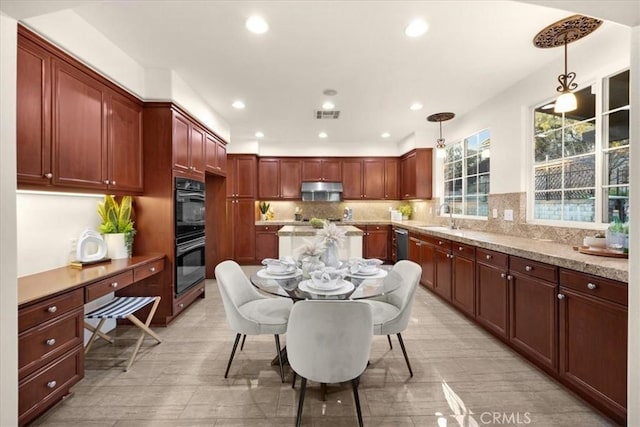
[
  {"x1": 365, "y1": 260, "x2": 421, "y2": 377},
  {"x1": 287, "y1": 300, "x2": 373, "y2": 427},
  {"x1": 215, "y1": 260, "x2": 293, "y2": 382}
]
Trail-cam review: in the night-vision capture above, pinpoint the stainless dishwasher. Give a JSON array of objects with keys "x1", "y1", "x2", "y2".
[{"x1": 394, "y1": 228, "x2": 409, "y2": 261}]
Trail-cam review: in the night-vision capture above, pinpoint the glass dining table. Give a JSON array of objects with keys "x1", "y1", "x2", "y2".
[{"x1": 249, "y1": 265, "x2": 402, "y2": 301}]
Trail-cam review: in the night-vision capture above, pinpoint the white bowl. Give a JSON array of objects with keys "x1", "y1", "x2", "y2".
[
  {"x1": 310, "y1": 268, "x2": 345, "y2": 290},
  {"x1": 583, "y1": 236, "x2": 607, "y2": 249}
]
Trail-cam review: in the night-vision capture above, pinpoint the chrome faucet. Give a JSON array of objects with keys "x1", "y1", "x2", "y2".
[{"x1": 438, "y1": 203, "x2": 456, "y2": 229}]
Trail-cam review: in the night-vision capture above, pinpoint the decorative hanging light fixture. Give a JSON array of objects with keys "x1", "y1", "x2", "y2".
[
  {"x1": 427, "y1": 112, "x2": 455, "y2": 156},
  {"x1": 533, "y1": 15, "x2": 602, "y2": 114}
]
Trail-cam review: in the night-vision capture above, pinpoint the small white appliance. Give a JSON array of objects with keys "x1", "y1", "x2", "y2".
[{"x1": 76, "y1": 229, "x2": 107, "y2": 262}]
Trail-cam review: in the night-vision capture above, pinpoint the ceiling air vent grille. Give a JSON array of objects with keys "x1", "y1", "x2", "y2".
[{"x1": 315, "y1": 110, "x2": 340, "y2": 119}]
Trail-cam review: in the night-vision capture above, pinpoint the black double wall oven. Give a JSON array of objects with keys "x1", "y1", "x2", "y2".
[{"x1": 175, "y1": 177, "x2": 206, "y2": 296}]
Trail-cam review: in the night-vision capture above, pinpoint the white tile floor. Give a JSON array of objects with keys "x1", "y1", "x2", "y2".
[{"x1": 33, "y1": 266, "x2": 615, "y2": 426}]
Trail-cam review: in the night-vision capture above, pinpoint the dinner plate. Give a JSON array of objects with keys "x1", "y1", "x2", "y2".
[
  {"x1": 347, "y1": 269, "x2": 388, "y2": 279},
  {"x1": 305, "y1": 279, "x2": 345, "y2": 292},
  {"x1": 298, "y1": 280, "x2": 355, "y2": 295},
  {"x1": 256, "y1": 268, "x2": 302, "y2": 279},
  {"x1": 350, "y1": 268, "x2": 379, "y2": 276}
]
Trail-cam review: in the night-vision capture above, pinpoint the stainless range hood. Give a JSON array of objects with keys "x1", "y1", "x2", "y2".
[{"x1": 301, "y1": 182, "x2": 343, "y2": 202}]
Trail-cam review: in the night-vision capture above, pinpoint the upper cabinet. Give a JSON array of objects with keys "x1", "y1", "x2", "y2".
[
  {"x1": 342, "y1": 158, "x2": 399, "y2": 200},
  {"x1": 227, "y1": 154, "x2": 257, "y2": 198},
  {"x1": 205, "y1": 132, "x2": 227, "y2": 176},
  {"x1": 258, "y1": 158, "x2": 301, "y2": 200},
  {"x1": 301, "y1": 158, "x2": 341, "y2": 182},
  {"x1": 400, "y1": 148, "x2": 433, "y2": 200},
  {"x1": 172, "y1": 109, "x2": 205, "y2": 180},
  {"x1": 16, "y1": 25, "x2": 143, "y2": 194}
]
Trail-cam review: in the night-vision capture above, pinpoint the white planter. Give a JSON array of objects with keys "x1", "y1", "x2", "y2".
[{"x1": 104, "y1": 233, "x2": 129, "y2": 259}]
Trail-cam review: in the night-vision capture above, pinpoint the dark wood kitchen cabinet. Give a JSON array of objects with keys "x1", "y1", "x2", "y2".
[
  {"x1": 255, "y1": 225, "x2": 280, "y2": 260},
  {"x1": 382, "y1": 158, "x2": 399, "y2": 199},
  {"x1": 361, "y1": 225, "x2": 389, "y2": 260},
  {"x1": 400, "y1": 148, "x2": 433, "y2": 200},
  {"x1": 451, "y1": 242, "x2": 476, "y2": 317},
  {"x1": 258, "y1": 158, "x2": 301, "y2": 199},
  {"x1": 172, "y1": 109, "x2": 205, "y2": 180},
  {"x1": 205, "y1": 132, "x2": 227, "y2": 176},
  {"x1": 475, "y1": 248, "x2": 509, "y2": 340},
  {"x1": 227, "y1": 155, "x2": 257, "y2": 198},
  {"x1": 227, "y1": 154, "x2": 258, "y2": 263},
  {"x1": 342, "y1": 158, "x2": 398, "y2": 200},
  {"x1": 508, "y1": 256, "x2": 558, "y2": 371},
  {"x1": 301, "y1": 158, "x2": 342, "y2": 182},
  {"x1": 408, "y1": 233, "x2": 435, "y2": 289},
  {"x1": 342, "y1": 159, "x2": 364, "y2": 199},
  {"x1": 432, "y1": 237, "x2": 452, "y2": 301},
  {"x1": 17, "y1": 25, "x2": 143, "y2": 194},
  {"x1": 558, "y1": 269, "x2": 627, "y2": 424}
]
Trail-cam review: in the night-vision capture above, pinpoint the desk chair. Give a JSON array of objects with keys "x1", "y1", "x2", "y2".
[
  {"x1": 365, "y1": 260, "x2": 421, "y2": 377},
  {"x1": 215, "y1": 260, "x2": 293, "y2": 382},
  {"x1": 84, "y1": 296, "x2": 162, "y2": 371},
  {"x1": 287, "y1": 300, "x2": 373, "y2": 427}
]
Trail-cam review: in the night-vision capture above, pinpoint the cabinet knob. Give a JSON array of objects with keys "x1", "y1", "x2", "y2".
[
  {"x1": 525, "y1": 265, "x2": 533, "y2": 272},
  {"x1": 44, "y1": 172, "x2": 53, "y2": 179},
  {"x1": 500, "y1": 273, "x2": 506, "y2": 278},
  {"x1": 111, "y1": 282, "x2": 118, "y2": 288},
  {"x1": 557, "y1": 293, "x2": 565, "y2": 300},
  {"x1": 47, "y1": 306, "x2": 57, "y2": 313},
  {"x1": 111, "y1": 180, "x2": 116, "y2": 185},
  {"x1": 47, "y1": 380, "x2": 57, "y2": 389},
  {"x1": 150, "y1": 267, "x2": 156, "y2": 273},
  {"x1": 438, "y1": 241, "x2": 444, "y2": 245},
  {"x1": 104, "y1": 180, "x2": 111, "y2": 185},
  {"x1": 587, "y1": 283, "x2": 597, "y2": 290},
  {"x1": 46, "y1": 338, "x2": 56, "y2": 346},
  {"x1": 507, "y1": 274, "x2": 513, "y2": 281},
  {"x1": 458, "y1": 246, "x2": 464, "y2": 251},
  {"x1": 485, "y1": 254, "x2": 492, "y2": 260},
  {"x1": 265, "y1": 227, "x2": 269, "y2": 230},
  {"x1": 179, "y1": 303, "x2": 184, "y2": 309}
]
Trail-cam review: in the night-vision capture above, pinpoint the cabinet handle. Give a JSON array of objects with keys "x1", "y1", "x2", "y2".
[
  {"x1": 557, "y1": 294, "x2": 565, "y2": 300},
  {"x1": 46, "y1": 338, "x2": 56, "y2": 346},
  {"x1": 150, "y1": 267, "x2": 156, "y2": 273},
  {"x1": 47, "y1": 380, "x2": 57, "y2": 389},
  {"x1": 525, "y1": 265, "x2": 533, "y2": 272},
  {"x1": 111, "y1": 282, "x2": 118, "y2": 288},
  {"x1": 47, "y1": 306, "x2": 57, "y2": 313},
  {"x1": 500, "y1": 273, "x2": 506, "y2": 278},
  {"x1": 44, "y1": 172, "x2": 53, "y2": 179},
  {"x1": 485, "y1": 254, "x2": 492, "y2": 260},
  {"x1": 587, "y1": 283, "x2": 597, "y2": 290}
]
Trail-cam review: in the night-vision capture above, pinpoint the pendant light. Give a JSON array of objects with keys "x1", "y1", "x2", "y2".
[
  {"x1": 533, "y1": 15, "x2": 602, "y2": 114},
  {"x1": 427, "y1": 112, "x2": 455, "y2": 157}
]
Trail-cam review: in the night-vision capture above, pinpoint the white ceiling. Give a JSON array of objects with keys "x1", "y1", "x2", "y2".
[{"x1": 2, "y1": 1, "x2": 637, "y2": 148}]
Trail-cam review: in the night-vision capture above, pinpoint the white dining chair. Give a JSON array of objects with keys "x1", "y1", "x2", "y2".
[
  {"x1": 287, "y1": 300, "x2": 373, "y2": 427},
  {"x1": 215, "y1": 260, "x2": 293, "y2": 382},
  {"x1": 365, "y1": 260, "x2": 421, "y2": 377}
]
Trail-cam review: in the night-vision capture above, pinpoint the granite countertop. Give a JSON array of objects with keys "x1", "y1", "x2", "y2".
[
  {"x1": 392, "y1": 221, "x2": 628, "y2": 283},
  {"x1": 277, "y1": 224, "x2": 364, "y2": 236},
  {"x1": 256, "y1": 219, "x2": 390, "y2": 226}
]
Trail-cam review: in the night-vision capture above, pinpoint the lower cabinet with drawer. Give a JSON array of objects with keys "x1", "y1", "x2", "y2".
[
  {"x1": 18, "y1": 289, "x2": 84, "y2": 426},
  {"x1": 558, "y1": 269, "x2": 627, "y2": 424}
]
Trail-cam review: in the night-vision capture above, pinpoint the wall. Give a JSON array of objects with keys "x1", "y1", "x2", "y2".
[
  {"x1": 16, "y1": 192, "x2": 102, "y2": 276},
  {"x1": 0, "y1": 12, "x2": 18, "y2": 427}
]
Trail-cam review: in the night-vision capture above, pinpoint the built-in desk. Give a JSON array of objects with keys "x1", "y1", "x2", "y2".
[{"x1": 17, "y1": 254, "x2": 165, "y2": 426}]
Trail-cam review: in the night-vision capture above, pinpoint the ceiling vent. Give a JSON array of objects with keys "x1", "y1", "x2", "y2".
[{"x1": 315, "y1": 110, "x2": 340, "y2": 119}]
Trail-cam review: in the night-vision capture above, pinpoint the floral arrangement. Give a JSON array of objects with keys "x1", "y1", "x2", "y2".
[
  {"x1": 317, "y1": 222, "x2": 347, "y2": 247},
  {"x1": 296, "y1": 238, "x2": 326, "y2": 258}
]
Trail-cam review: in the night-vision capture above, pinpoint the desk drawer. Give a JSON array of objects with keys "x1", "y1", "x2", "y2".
[
  {"x1": 85, "y1": 270, "x2": 134, "y2": 301},
  {"x1": 477, "y1": 248, "x2": 508, "y2": 269},
  {"x1": 19, "y1": 347, "x2": 83, "y2": 426},
  {"x1": 19, "y1": 289, "x2": 83, "y2": 333},
  {"x1": 510, "y1": 256, "x2": 557, "y2": 283},
  {"x1": 19, "y1": 308, "x2": 83, "y2": 379},
  {"x1": 560, "y1": 269, "x2": 627, "y2": 306},
  {"x1": 133, "y1": 258, "x2": 164, "y2": 282}
]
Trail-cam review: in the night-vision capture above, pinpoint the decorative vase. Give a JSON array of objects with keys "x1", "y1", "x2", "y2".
[
  {"x1": 260, "y1": 213, "x2": 267, "y2": 221},
  {"x1": 104, "y1": 233, "x2": 129, "y2": 259},
  {"x1": 301, "y1": 255, "x2": 324, "y2": 279},
  {"x1": 321, "y1": 242, "x2": 340, "y2": 268}
]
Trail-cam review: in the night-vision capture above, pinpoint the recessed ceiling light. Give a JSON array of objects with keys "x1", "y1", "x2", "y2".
[
  {"x1": 255, "y1": 131, "x2": 264, "y2": 138},
  {"x1": 246, "y1": 16, "x2": 269, "y2": 34},
  {"x1": 405, "y1": 19, "x2": 428, "y2": 37},
  {"x1": 381, "y1": 132, "x2": 391, "y2": 138},
  {"x1": 318, "y1": 132, "x2": 328, "y2": 138},
  {"x1": 322, "y1": 101, "x2": 335, "y2": 110},
  {"x1": 232, "y1": 100, "x2": 245, "y2": 109},
  {"x1": 409, "y1": 102, "x2": 423, "y2": 111}
]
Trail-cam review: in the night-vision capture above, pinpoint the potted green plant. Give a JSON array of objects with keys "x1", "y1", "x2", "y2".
[
  {"x1": 398, "y1": 204, "x2": 413, "y2": 220},
  {"x1": 259, "y1": 201, "x2": 270, "y2": 220},
  {"x1": 97, "y1": 195, "x2": 136, "y2": 259}
]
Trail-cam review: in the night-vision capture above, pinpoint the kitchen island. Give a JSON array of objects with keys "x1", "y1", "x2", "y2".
[{"x1": 277, "y1": 225, "x2": 364, "y2": 260}]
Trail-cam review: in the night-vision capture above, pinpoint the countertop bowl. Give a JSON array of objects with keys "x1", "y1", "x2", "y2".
[{"x1": 583, "y1": 236, "x2": 607, "y2": 249}]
